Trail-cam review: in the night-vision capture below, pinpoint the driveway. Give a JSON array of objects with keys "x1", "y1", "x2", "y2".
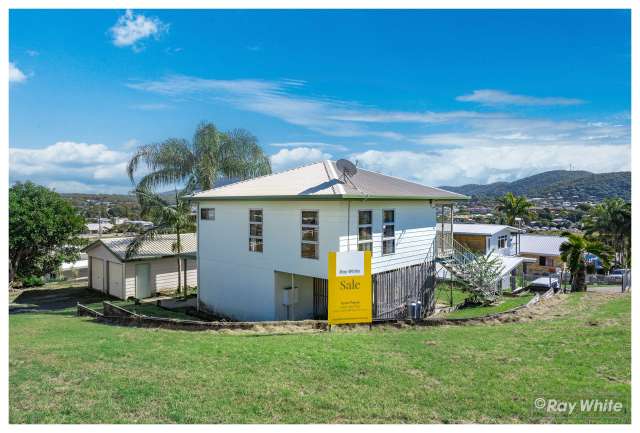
[
  {"x1": 587, "y1": 285, "x2": 627, "y2": 294},
  {"x1": 10, "y1": 285, "x2": 113, "y2": 313}
]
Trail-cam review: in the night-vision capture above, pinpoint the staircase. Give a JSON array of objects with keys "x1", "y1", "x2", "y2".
[{"x1": 435, "y1": 232, "x2": 479, "y2": 283}]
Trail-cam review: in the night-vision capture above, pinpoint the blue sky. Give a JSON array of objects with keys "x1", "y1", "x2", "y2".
[{"x1": 9, "y1": 9, "x2": 631, "y2": 193}]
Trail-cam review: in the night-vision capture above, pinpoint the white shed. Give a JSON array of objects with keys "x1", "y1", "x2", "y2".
[{"x1": 83, "y1": 234, "x2": 197, "y2": 299}]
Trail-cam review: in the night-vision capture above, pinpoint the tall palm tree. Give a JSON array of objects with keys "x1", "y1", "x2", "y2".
[
  {"x1": 494, "y1": 192, "x2": 533, "y2": 226},
  {"x1": 125, "y1": 187, "x2": 196, "y2": 298},
  {"x1": 560, "y1": 233, "x2": 611, "y2": 292},
  {"x1": 582, "y1": 198, "x2": 631, "y2": 267},
  {"x1": 127, "y1": 122, "x2": 272, "y2": 193}
]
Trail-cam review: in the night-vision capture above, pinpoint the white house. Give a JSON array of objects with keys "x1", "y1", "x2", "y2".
[
  {"x1": 190, "y1": 160, "x2": 467, "y2": 321},
  {"x1": 83, "y1": 234, "x2": 197, "y2": 299}
]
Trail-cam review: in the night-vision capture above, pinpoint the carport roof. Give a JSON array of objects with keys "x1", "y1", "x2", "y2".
[{"x1": 83, "y1": 233, "x2": 197, "y2": 261}]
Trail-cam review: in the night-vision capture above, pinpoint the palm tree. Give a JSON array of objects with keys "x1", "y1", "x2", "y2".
[
  {"x1": 125, "y1": 187, "x2": 196, "y2": 298},
  {"x1": 494, "y1": 192, "x2": 533, "y2": 226},
  {"x1": 127, "y1": 122, "x2": 272, "y2": 193},
  {"x1": 560, "y1": 233, "x2": 611, "y2": 292},
  {"x1": 582, "y1": 198, "x2": 631, "y2": 267}
]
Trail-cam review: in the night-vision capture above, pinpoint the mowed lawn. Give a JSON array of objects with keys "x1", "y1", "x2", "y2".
[{"x1": 10, "y1": 291, "x2": 630, "y2": 424}]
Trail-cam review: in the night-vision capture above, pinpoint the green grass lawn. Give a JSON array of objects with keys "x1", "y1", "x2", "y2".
[
  {"x1": 9, "y1": 290, "x2": 630, "y2": 424},
  {"x1": 435, "y1": 282, "x2": 468, "y2": 306},
  {"x1": 443, "y1": 294, "x2": 535, "y2": 319}
]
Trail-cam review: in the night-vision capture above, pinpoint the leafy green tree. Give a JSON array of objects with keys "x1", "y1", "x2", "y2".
[
  {"x1": 127, "y1": 122, "x2": 272, "y2": 193},
  {"x1": 560, "y1": 233, "x2": 611, "y2": 292},
  {"x1": 582, "y1": 198, "x2": 631, "y2": 267},
  {"x1": 9, "y1": 182, "x2": 85, "y2": 285},
  {"x1": 459, "y1": 252, "x2": 505, "y2": 305},
  {"x1": 125, "y1": 187, "x2": 196, "y2": 298},
  {"x1": 494, "y1": 192, "x2": 533, "y2": 226}
]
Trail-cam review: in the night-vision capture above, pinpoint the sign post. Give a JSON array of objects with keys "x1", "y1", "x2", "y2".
[{"x1": 327, "y1": 251, "x2": 372, "y2": 325}]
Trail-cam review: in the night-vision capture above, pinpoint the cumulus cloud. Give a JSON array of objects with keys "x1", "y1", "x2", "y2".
[
  {"x1": 109, "y1": 9, "x2": 168, "y2": 51},
  {"x1": 10, "y1": 141, "x2": 133, "y2": 193},
  {"x1": 351, "y1": 144, "x2": 630, "y2": 188},
  {"x1": 270, "y1": 147, "x2": 332, "y2": 172},
  {"x1": 9, "y1": 62, "x2": 27, "y2": 83},
  {"x1": 456, "y1": 89, "x2": 585, "y2": 106}
]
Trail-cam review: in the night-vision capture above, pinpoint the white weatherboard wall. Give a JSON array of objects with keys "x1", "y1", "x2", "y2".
[
  {"x1": 124, "y1": 258, "x2": 196, "y2": 299},
  {"x1": 197, "y1": 199, "x2": 437, "y2": 321},
  {"x1": 340, "y1": 201, "x2": 437, "y2": 273}
]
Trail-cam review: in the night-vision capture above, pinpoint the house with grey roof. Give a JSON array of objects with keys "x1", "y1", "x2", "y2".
[
  {"x1": 83, "y1": 233, "x2": 197, "y2": 299},
  {"x1": 518, "y1": 234, "x2": 568, "y2": 275},
  {"x1": 190, "y1": 160, "x2": 467, "y2": 321}
]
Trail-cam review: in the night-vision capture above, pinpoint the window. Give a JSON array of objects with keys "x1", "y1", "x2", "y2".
[
  {"x1": 382, "y1": 209, "x2": 395, "y2": 255},
  {"x1": 249, "y1": 209, "x2": 263, "y2": 252},
  {"x1": 301, "y1": 210, "x2": 319, "y2": 259},
  {"x1": 538, "y1": 256, "x2": 546, "y2": 266},
  {"x1": 358, "y1": 210, "x2": 373, "y2": 251},
  {"x1": 200, "y1": 208, "x2": 215, "y2": 220},
  {"x1": 498, "y1": 235, "x2": 508, "y2": 249}
]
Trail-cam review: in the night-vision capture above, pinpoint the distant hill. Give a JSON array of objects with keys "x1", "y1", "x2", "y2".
[{"x1": 440, "y1": 170, "x2": 630, "y2": 201}]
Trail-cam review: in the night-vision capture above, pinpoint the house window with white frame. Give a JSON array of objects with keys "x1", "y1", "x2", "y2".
[
  {"x1": 301, "y1": 210, "x2": 319, "y2": 259},
  {"x1": 249, "y1": 209, "x2": 263, "y2": 252},
  {"x1": 497, "y1": 234, "x2": 508, "y2": 249},
  {"x1": 358, "y1": 210, "x2": 373, "y2": 251},
  {"x1": 382, "y1": 209, "x2": 395, "y2": 255}
]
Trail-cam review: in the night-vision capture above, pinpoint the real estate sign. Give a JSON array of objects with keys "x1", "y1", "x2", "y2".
[{"x1": 327, "y1": 251, "x2": 372, "y2": 325}]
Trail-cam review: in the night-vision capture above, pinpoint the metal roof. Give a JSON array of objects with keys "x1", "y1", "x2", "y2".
[
  {"x1": 84, "y1": 233, "x2": 197, "y2": 261},
  {"x1": 450, "y1": 223, "x2": 521, "y2": 236},
  {"x1": 190, "y1": 160, "x2": 468, "y2": 201},
  {"x1": 519, "y1": 234, "x2": 567, "y2": 256}
]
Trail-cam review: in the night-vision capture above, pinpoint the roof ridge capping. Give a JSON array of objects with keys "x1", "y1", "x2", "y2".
[{"x1": 191, "y1": 160, "x2": 326, "y2": 198}]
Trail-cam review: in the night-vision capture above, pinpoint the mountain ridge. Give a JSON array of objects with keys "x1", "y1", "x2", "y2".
[{"x1": 440, "y1": 170, "x2": 630, "y2": 201}]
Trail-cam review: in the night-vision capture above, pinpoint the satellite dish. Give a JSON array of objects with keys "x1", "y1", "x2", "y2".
[{"x1": 336, "y1": 159, "x2": 358, "y2": 178}]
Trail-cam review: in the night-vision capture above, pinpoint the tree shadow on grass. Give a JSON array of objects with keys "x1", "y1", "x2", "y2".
[{"x1": 10, "y1": 286, "x2": 115, "y2": 314}]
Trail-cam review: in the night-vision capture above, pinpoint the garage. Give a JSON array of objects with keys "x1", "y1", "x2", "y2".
[
  {"x1": 108, "y1": 262, "x2": 124, "y2": 299},
  {"x1": 91, "y1": 258, "x2": 104, "y2": 292},
  {"x1": 83, "y1": 234, "x2": 197, "y2": 300}
]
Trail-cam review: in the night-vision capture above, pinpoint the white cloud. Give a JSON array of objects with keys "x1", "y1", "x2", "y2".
[
  {"x1": 109, "y1": 9, "x2": 168, "y2": 51},
  {"x1": 351, "y1": 144, "x2": 630, "y2": 188},
  {"x1": 9, "y1": 62, "x2": 27, "y2": 83},
  {"x1": 26, "y1": 50, "x2": 39, "y2": 57},
  {"x1": 269, "y1": 141, "x2": 349, "y2": 152},
  {"x1": 456, "y1": 89, "x2": 585, "y2": 106},
  {"x1": 270, "y1": 147, "x2": 332, "y2": 172},
  {"x1": 10, "y1": 141, "x2": 133, "y2": 193}
]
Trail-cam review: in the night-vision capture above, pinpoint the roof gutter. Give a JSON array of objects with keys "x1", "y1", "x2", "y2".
[{"x1": 188, "y1": 194, "x2": 470, "y2": 202}]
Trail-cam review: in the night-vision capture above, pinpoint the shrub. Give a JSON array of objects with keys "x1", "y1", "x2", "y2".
[{"x1": 21, "y1": 275, "x2": 44, "y2": 288}]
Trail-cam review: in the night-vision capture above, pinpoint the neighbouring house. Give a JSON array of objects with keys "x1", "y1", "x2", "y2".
[
  {"x1": 85, "y1": 222, "x2": 113, "y2": 235},
  {"x1": 59, "y1": 252, "x2": 89, "y2": 280},
  {"x1": 436, "y1": 223, "x2": 534, "y2": 291},
  {"x1": 519, "y1": 234, "x2": 568, "y2": 275},
  {"x1": 190, "y1": 160, "x2": 468, "y2": 321},
  {"x1": 450, "y1": 223, "x2": 521, "y2": 255},
  {"x1": 83, "y1": 233, "x2": 197, "y2": 299}
]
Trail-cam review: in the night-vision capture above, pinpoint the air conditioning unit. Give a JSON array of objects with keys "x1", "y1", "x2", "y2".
[{"x1": 282, "y1": 286, "x2": 299, "y2": 306}]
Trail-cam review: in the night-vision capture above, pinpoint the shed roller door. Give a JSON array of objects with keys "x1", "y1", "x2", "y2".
[
  {"x1": 108, "y1": 262, "x2": 124, "y2": 299},
  {"x1": 91, "y1": 258, "x2": 104, "y2": 292}
]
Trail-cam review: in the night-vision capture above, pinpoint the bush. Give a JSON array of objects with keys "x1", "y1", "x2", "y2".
[{"x1": 21, "y1": 275, "x2": 44, "y2": 288}]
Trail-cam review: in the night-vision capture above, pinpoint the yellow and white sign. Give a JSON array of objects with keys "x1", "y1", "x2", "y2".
[{"x1": 328, "y1": 251, "x2": 372, "y2": 325}]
